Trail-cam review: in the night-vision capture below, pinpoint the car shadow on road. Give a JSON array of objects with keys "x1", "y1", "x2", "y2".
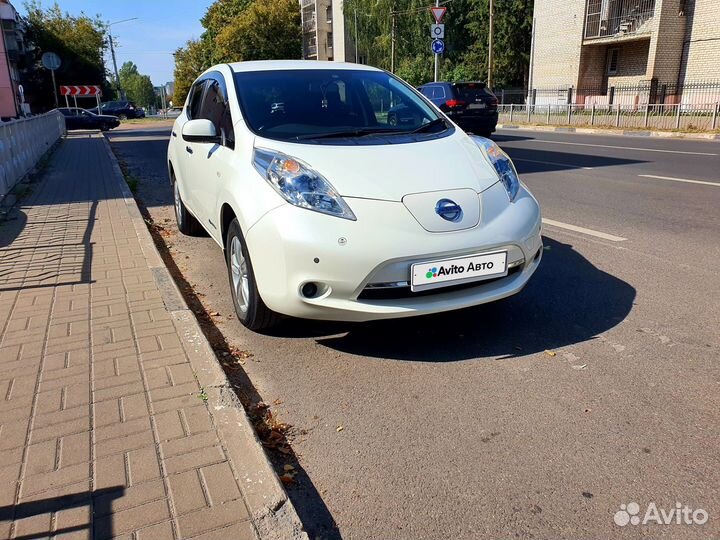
[{"x1": 288, "y1": 236, "x2": 636, "y2": 362}]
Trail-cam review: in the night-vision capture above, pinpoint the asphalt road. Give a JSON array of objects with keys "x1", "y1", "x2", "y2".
[{"x1": 108, "y1": 123, "x2": 720, "y2": 540}]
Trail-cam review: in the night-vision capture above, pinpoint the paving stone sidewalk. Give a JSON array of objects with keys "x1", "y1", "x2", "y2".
[{"x1": 0, "y1": 133, "x2": 305, "y2": 540}]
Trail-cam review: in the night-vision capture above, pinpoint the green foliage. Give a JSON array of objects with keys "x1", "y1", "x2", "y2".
[
  {"x1": 173, "y1": 0, "x2": 302, "y2": 105},
  {"x1": 118, "y1": 61, "x2": 156, "y2": 108},
  {"x1": 345, "y1": 0, "x2": 532, "y2": 88},
  {"x1": 173, "y1": 38, "x2": 213, "y2": 105},
  {"x1": 22, "y1": 1, "x2": 109, "y2": 111}
]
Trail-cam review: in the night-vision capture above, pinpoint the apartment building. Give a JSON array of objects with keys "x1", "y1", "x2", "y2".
[
  {"x1": 0, "y1": 0, "x2": 25, "y2": 118},
  {"x1": 300, "y1": 0, "x2": 355, "y2": 62},
  {"x1": 529, "y1": 0, "x2": 720, "y2": 104}
]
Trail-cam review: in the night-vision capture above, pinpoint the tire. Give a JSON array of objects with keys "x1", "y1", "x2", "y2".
[
  {"x1": 225, "y1": 218, "x2": 280, "y2": 331},
  {"x1": 119, "y1": 114, "x2": 128, "y2": 121},
  {"x1": 173, "y1": 177, "x2": 202, "y2": 236},
  {"x1": 100, "y1": 123, "x2": 108, "y2": 132}
]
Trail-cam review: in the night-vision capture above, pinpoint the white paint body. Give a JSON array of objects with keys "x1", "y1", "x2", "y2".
[{"x1": 167, "y1": 61, "x2": 543, "y2": 322}]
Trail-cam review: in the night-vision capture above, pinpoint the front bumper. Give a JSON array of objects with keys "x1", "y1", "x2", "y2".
[{"x1": 245, "y1": 181, "x2": 542, "y2": 322}]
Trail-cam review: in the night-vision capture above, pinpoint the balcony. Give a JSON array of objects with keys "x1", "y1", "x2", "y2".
[
  {"x1": 302, "y1": 18, "x2": 317, "y2": 33},
  {"x1": 585, "y1": 0, "x2": 655, "y2": 40},
  {"x1": 301, "y1": 0, "x2": 315, "y2": 8}
]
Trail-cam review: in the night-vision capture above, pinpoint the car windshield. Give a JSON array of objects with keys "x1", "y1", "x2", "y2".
[{"x1": 233, "y1": 69, "x2": 445, "y2": 141}]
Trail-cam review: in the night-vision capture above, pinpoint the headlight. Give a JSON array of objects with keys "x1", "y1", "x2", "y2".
[
  {"x1": 253, "y1": 148, "x2": 356, "y2": 221},
  {"x1": 472, "y1": 136, "x2": 520, "y2": 202}
]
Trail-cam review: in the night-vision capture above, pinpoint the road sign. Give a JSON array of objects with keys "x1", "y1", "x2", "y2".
[
  {"x1": 431, "y1": 39, "x2": 445, "y2": 55},
  {"x1": 431, "y1": 24, "x2": 445, "y2": 39},
  {"x1": 60, "y1": 85, "x2": 102, "y2": 97},
  {"x1": 431, "y1": 6, "x2": 447, "y2": 23},
  {"x1": 41, "y1": 52, "x2": 61, "y2": 70}
]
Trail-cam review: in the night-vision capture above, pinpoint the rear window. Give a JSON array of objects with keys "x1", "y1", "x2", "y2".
[{"x1": 453, "y1": 84, "x2": 493, "y2": 103}]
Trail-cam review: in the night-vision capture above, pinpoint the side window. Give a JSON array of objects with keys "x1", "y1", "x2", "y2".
[
  {"x1": 419, "y1": 86, "x2": 431, "y2": 98},
  {"x1": 436, "y1": 86, "x2": 447, "y2": 99},
  {"x1": 198, "y1": 76, "x2": 234, "y2": 148},
  {"x1": 188, "y1": 81, "x2": 206, "y2": 120}
]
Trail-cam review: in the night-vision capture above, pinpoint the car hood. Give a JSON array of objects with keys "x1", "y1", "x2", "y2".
[{"x1": 253, "y1": 130, "x2": 499, "y2": 202}]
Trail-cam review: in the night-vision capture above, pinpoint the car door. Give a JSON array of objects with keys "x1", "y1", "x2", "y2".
[
  {"x1": 176, "y1": 79, "x2": 208, "y2": 217},
  {"x1": 189, "y1": 73, "x2": 236, "y2": 238}
]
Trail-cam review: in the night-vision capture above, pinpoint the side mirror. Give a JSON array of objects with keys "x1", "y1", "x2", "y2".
[{"x1": 182, "y1": 119, "x2": 220, "y2": 144}]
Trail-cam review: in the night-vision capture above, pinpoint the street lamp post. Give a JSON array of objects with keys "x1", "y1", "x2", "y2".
[{"x1": 107, "y1": 18, "x2": 138, "y2": 100}]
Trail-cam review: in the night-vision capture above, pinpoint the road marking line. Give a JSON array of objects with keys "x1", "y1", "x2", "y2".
[
  {"x1": 514, "y1": 157, "x2": 593, "y2": 170},
  {"x1": 542, "y1": 218, "x2": 627, "y2": 242},
  {"x1": 531, "y1": 139, "x2": 718, "y2": 156},
  {"x1": 637, "y1": 174, "x2": 720, "y2": 187}
]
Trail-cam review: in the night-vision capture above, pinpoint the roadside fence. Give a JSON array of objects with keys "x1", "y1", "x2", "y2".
[
  {"x1": 498, "y1": 103, "x2": 720, "y2": 131},
  {"x1": 0, "y1": 111, "x2": 65, "y2": 202}
]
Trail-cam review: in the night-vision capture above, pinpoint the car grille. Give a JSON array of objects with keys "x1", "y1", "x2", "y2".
[{"x1": 358, "y1": 265, "x2": 523, "y2": 301}]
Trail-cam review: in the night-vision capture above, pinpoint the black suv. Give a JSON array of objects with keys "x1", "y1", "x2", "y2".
[
  {"x1": 416, "y1": 82, "x2": 499, "y2": 137},
  {"x1": 89, "y1": 100, "x2": 143, "y2": 120}
]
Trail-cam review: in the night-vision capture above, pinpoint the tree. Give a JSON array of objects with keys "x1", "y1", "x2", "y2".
[
  {"x1": 118, "y1": 62, "x2": 156, "y2": 108},
  {"x1": 22, "y1": 1, "x2": 109, "y2": 111},
  {"x1": 173, "y1": 38, "x2": 213, "y2": 105},
  {"x1": 173, "y1": 0, "x2": 302, "y2": 105},
  {"x1": 214, "y1": 0, "x2": 301, "y2": 63},
  {"x1": 343, "y1": 0, "x2": 532, "y2": 89}
]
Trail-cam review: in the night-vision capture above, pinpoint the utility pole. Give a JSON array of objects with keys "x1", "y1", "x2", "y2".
[
  {"x1": 487, "y1": 0, "x2": 494, "y2": 90},
  {"x1": 354, "y1": 8, "x2": 359, "y2": 63},
  {"x1": 108, "y1": 30, "x2": 122, "y2": 100},
  {"x1": 434, "y1": 0, "x2": 440, "y2": 82},
  {"x1": 390, "y1": 10, "x2": 396, "y2": 73},
  {"x1": 107, "y1": 18, "x2": 138, "y2": 101}
]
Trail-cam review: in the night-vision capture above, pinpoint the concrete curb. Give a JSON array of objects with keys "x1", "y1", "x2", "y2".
[
  {"x1": 497, "y1": 123, "x2": 720, "y2": 141},
  {"x1": 99, "y1": 134, "x2": 308, "y2": 540}
]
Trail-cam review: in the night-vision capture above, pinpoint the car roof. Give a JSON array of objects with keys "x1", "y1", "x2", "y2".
[{"x1": 227, "y1": 60, "x2": 381, "y2": 73}]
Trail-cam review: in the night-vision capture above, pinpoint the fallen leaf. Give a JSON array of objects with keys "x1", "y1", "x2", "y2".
[
  {"x1": 336, "y1": 425, "x2": 344, "y2": 432},
  {"x1": 544, "y1": 349, "x2": 557, "y2": 357},
  {"x1": 283, "y1": 464, "x2": 295, "y2": 472},
  {"x1": 572, "y1": 364, "x2": 587, "y2": 370},
  {"x1": 273, "y1": 398, "x2": 284, "y2": 406},
  {"x1": 279, "y1": 474, "x2": 295, "y2": 485},
  {"x1": 209, "y1": 311, "x2": 221, "y2": 317}
]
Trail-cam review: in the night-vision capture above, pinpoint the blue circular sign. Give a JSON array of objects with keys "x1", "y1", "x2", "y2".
[{"x1": 432, "y1": 39, "x2": 445, "y2": 55}]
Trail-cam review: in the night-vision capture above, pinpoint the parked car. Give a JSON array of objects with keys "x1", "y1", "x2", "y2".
[
  {"x1": 167, "y1": 61, "x2": 542, "y2": 331},
  {"x1": 416, "y1": 81, "x2": 499, "y2": 137},
  {"x1": 57, "y1": 107, "x2": 120, "y2": 131},
  {"x1": 89, "y1": 100, "x2": 142, "y2": 120}
]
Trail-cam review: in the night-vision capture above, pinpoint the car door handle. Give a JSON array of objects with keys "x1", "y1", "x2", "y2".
[
  {"x1": 172, "y1": 131, "x2": 177, "y2": 137},
  {"x1": 185, "y1": 146, "x2": 193, "y2": 154}
]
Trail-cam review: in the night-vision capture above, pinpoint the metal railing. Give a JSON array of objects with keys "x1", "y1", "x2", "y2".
[
  {"x1": 585, "y1": 0, "x2": 655, "y2": 39},
  {"x1": 498, "y1": 103, "x2": 720, "y2": 132},
  {"x1": 525, "y1": 80, "x2": 720, "y2": 107},
  {"x1": 0, "y1": 111, "x2": 65, "y2": 202}
]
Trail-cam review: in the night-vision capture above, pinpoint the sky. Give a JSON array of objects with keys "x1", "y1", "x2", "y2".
[{"x1": 18, "y1": 0, "x2": 214, "y2": 86}]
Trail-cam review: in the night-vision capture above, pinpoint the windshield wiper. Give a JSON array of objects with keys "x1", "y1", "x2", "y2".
[
  {"x1": 296, "y1": 128, "x2": 400, "y2": 140},
  {"x1": 411, "y1": 118, "x2": 447, "y2": 133}
]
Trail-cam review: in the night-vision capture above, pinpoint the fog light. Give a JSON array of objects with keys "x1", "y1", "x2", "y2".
[{"x1": 301, "y1": 282, "x2": 319, "y2": 298}]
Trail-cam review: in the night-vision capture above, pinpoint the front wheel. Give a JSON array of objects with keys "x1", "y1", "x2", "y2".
[
  {"x1": 226, "y1": 219, "x2": 280, "y2": 331},
  {"x1": 119, "y1": 114, "x2": 128, "y2": 121}
]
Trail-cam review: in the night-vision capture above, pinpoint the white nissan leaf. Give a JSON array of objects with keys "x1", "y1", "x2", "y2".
[{"x1": 167, "y1": 61, "x2": 542, "y2": 331}]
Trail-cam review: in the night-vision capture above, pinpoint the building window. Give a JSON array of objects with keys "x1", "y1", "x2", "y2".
[
  {"x1": 328, "y1": 32, "x2": 333, "y2": 49},
  {"x1": 326, "y1": 5, "x2": 333, "y2": 23},
  {"x1": 607, "y1": 48, "x2": 620, "y2": 75}
]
